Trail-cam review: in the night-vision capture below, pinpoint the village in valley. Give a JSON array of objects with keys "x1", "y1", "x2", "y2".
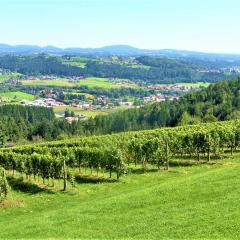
[{"x1": 0, "y1": 69, "x2": 209, "y2": 123}]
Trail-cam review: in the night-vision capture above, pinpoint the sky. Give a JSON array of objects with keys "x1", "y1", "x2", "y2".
[{"x1": 0, "y1": 0, "x2": 240, "y2": 53}]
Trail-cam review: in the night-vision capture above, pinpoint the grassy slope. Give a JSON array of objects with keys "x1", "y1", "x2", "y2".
[
  {"x1": 0, "y1": 74, "x2": 21, "y2": 82},
  {"x1": 0, "y1": 91, "x2": 35, "y2": 101},
  {"x1": 1, "y1": 154, "x2": 240, "y2": 239}
]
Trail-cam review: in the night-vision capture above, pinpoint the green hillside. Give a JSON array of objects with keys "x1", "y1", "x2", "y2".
[
  {"x1": 0, "y1": 153, "x2": 240, "y2": 239},
  {"x1": 1, "y1": 120, "x2": 240, "y2": 239},
  {"x1": 0, "y1": 91, "x2": 35, "y2": 101},
  {"x1": 0, "y1": 55, "x2": 238, "y2": 85}
]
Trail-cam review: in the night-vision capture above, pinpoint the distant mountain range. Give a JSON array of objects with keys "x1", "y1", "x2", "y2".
[{"x1": 1, "y1": 43, "x2": 240, "y2": 62}]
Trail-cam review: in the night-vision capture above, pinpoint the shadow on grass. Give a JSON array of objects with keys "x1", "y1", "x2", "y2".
[
  {"x1": 129, "y1": 168, "x2": 159, "y2": 174},
  {"x1": 224, "y1": 149, "x2": 239, "y2": 154},
  {"x1": 7, "y1": 176, "x2": 55, "y2": 195},
  {"x1": 174, "y1": 155, "x2": 227, "y2": 161},
  {"x1": 170, "y1": 160, "x2": 218, "y2": 167},
  {"x1": 128, "y1": 160, "x2": 218, "y2": 174},
  {"x1": 75, "y1": 175, "x2": 118, "y2": 184}
]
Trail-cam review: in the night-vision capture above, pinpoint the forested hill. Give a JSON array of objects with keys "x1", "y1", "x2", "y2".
[
  {"x1": 0, "y1": 55, "x2": 238, "y2": 84},
  {"x1": 0, "y1": 105, "x2": 56, "y2": 143},
  {"x1": 81, "y1": 78, "x2": 240, "y2": 134},
  {"x1": 0, "y1": 105, "x2": 55, "y2": 123}
]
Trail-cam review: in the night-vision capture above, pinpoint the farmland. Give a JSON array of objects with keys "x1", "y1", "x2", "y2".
[
  {"x1": 0, "y1": 91, "x2": 35, "y2": 102},
  {"x1": 1, "y1": 89, "x2": 240, "y2": 239},
  {"x1": 1, "y1": 119, "x2": 240, "y2": 230},
  {"x1": 0, "y1": 74, "x2": 20, "y2": 82},
  {"x1": 0, "y1": 153, "x2": 240, "y2": 239},
  {"x1": 62, "y1": 56, "x2": 89, "y2": 68},
  {"x1": 21, "y1": 78, "x2": 75, "y2": 87},
  {"x1": 21, "y1": 77, "x2": 139, "y2": 89},
  {"x1": 75, "y1": 77, "x2": 138, "y2": 89},
  {"x1": 53, "y1": 105, "x2": 132, "y2": 118},
  {"x1": 177, "y1": 82, "x2": 210, "y2": 88},
  {"x1": 0, "y1": 1, "x2": 240, "y2": 238}
]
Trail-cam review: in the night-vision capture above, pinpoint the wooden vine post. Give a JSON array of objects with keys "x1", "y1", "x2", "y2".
[
  {"x1": 63, "y1": 160, "x2": 67, "y2": 191},
  {"x1": 208, "y1": 134, "x2": 211, "y2": 162},
  {"x1": 165, "y1": 140, "x2": 169, "y2": 171}
]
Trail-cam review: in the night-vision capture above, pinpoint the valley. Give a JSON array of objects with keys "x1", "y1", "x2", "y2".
[
  {"x1": 1, "y1": 1, "x2": 240, "y2": 239},
  {"x1": 1, "y1": 46, "x2": 240, "y2": 240}
]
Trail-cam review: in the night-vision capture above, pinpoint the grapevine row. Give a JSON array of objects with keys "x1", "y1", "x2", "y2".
[{"x1": 0, "y1": 120, "x2": 239, "y2": 190}]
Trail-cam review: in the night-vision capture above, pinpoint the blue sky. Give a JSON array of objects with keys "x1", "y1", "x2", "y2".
[{"x1": 0, "y1": 0, "x2": 239, "y2": 53}]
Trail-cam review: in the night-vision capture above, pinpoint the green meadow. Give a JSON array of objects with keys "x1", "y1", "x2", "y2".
[
  {"x1": 1, "y1": 153, "x2": 240, "y2": 239},
  {"x1": 0, "y1": 74, "x2": 20, "y2": 82},
  {"x1": 0, "y1": 91, "x2": 35, "y2": 101},
  {"x1": 76, "y1": 77, "x2": 138, "y2": 89},
  {"x1": 62, "y1": 56, "x2": 90, "y2": 68},
  {"x1": 177, "y1": 82, "x2": 210, "y2": 87},
  {"x1": 21, "y1": 78, "x2": 75, "y2": 87},
  {"x1": 53, "y1": 105, "x2": 132, "y2": 118},
  {"x1": 21, "y1": 77, "x2": 138, "y2": 89}
]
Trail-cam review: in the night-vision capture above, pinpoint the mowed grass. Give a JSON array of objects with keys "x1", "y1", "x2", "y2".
[
  {"x1": 1, "y1": 154, "x2": 240, "y2": 239},
  {"x1": 0, "y1": 91, "x2": 35, "y2": 101}
]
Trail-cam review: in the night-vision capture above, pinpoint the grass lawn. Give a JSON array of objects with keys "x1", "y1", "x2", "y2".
[
  {"x1": 1, "y1": 153, "x2": 240, "y2": 239},
  {"x1": 0, "y1": 91, "x2": 35, "y2": 101}
]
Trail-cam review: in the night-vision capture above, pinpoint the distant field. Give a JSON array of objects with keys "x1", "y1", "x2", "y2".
[
  {"x1": 76, "y1": 77, "x2": 138, "y2": 89},
  {"x1": 0, "y1": 74, "x2": 20, "y2": 82},
  {"x1": 62, "y1": 56, "x2": 89, "y2": 68},
  {"x1": 66, "y1": 62, "x2": 86, "y2": 68},
  {"x1": 70, "y1": 92, "x2": 94, "y2": 99},
  {"x1": 0, "y1": 91, "x2": 35, "y2": 101},
  {"x1": 128, "y1": 64, "x2": 151, "y2": 70},
  {"x1": 152, "y1": 82, "x2": 210, "y2": 88},
  {"x1": 21, "y1": 78, "x2": 75, "y2": 87},
  {"x1": 177, "y1": 82, "x2": 210, "y2": 87},
  {"x1": 53, "y1": 105, "x2": 132, "y2": 118},
  {"x1": 19, "y1": 76, "x2": 210, "y2": 92},
  {"x1": 21, "y1": 77, "x2": 138, "y2": 89}
]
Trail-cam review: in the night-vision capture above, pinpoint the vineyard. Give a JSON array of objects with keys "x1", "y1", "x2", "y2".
[{"x1": 0, "y1": 120, "x2": 239, "y2": 192}]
